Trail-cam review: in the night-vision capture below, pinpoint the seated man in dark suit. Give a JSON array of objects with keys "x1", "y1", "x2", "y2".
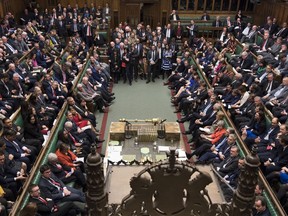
[
  {"x1": 45, "y1": 81, "x2": 67, "y2": 108},
  {"x1": 67, "y1": 96, "x2": 97, "y2": 127},
  {"x1": 29, "y1": 184, "x2": 79, "y2": 216},
  {"x1": 47, "y1": 153, "x2": 86, "y2": 191},
  {"x1": 38, "y1": 164, "x2": 85, "y2": 204},
  {"x1": 0, "y1": 150, "x2": 26, "y2": 200},
  {"x1": 2, "y1": 129, "x2": 37, "y2": 171},
  {"x1": 262, "y1": 134, "x2": 288, "y2": 176},
  {"x1": 213, "y1": 145, "x2": 240, "y2": 177},
  {"x1": 252, "y1": 196, "x2": 271, "y2": 216},
  {"x1": 220, "y1": 157, "x2": 244, "y2": 202}
]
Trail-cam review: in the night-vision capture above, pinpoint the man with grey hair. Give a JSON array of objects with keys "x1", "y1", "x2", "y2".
[{"x1": 47, "y1": 153, "x2": 86, "y2": 189}]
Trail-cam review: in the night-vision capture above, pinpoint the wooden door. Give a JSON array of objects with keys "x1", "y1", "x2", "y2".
[
  {"x1": 142, "y1": 3, "x2": 160, "y2": 29},
  {"x1": 124, "y1": 3, "x2": 140, "y2": 27}
]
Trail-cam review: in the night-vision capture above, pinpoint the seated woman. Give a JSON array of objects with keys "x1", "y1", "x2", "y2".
[
  {"x1": 186, "y1": 120, "x2": 226, "y2": 159},
  {"x1": 55, "y1": 143, "x2": 85, "y2": 173},
  {"x1": 242, "y1": 111, "x2": 267, "y2": 147},
  {"x1": 68, "y1": 107, "x2": 90, "y2": 129},
  {"x1": 23, "y1": 114, "x2": 45, "y2": 154}
]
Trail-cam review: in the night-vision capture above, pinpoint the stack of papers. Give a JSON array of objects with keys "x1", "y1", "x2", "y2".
[
  {"x1": 107, "y1": 146, "x2": 123, "y2": 162},
  {"x1": 158, "y1": 146, "x2": 170, "y2": 153}
]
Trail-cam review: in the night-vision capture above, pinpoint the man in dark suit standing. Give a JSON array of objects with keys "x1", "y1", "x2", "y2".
[
  {"x1": 82, "y1": 20, "x2": 94, "y2": 48},
  {"x1": 187, "y1": 20, "x2": 198, "y2": 47},
  {"x1": 169, "y1": 10, "x2": 180, "y2": 22},
  {"x1": 56, "y1": 16, "x2": 67, "y2": 40},
  {"x1": 163, "y1": 23, "x2": 174, "y2": 43},
  {"x1": 146, "y1": 45, "x2": 158, "y2": 83}
]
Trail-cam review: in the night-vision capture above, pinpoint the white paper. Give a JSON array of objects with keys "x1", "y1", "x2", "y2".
[{"x1": 158, "y1": 146, "x2": 170, "y2": 152}]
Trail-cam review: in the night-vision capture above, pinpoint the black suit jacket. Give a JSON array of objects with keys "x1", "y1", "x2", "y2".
[
  {"x1": 272, "y1": 145, "x2": 288, "y2": 168},
  {"x1": 169, "y1": 14, "x2": 180, "y2": 21},
  {"x1": 218, "y1": 155, "x2": 240, "y2": 176},
  {"x1": 29, "y1": 193, "x2": 58, "y2": 216},
  {"x1": 38, "y1": 173, "x2": 66, "y2": 202},
  {"x1": 260, "y1": 80, "x2": 279, "y2": 96}
]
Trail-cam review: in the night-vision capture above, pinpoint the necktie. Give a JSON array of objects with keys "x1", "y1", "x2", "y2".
[
  {"x1": 17, "y1": 83, "x2": 23, "y2": 95},
  {"x1": 223, "y1": 157, "x2": 232, "y2": 168},
  {"x1": 62, "y1": 71, "x2": 66, "y2": 82},
  {"x1": 266, "y1": 81, "x2": 272, "y2": 93},
  {"x1": 274, "y1": 87, "x2": 284, "y2": 97},
  {"x1": 248, "y1": 31, "x2": 254, "y2": 38},
  {"x1": 203, "y1": 102, "x2": 211, "y2": 114},
  {"x1": 52, "y1": 88, "x2": 56, "y2": 97},
  {"x1": 6, "y1": 43, "x2": 16, "y2": 53},
  {"x1": 12, "y1": 141, "x2": 21, "y2": 152},
  {"x1": 49, "y1": 178, "x2": 62, "y2": 190},
  {"x1": 277, "y1": 28, "x2": 285, "y2": 36},
  {"x1": 264, "y1": 128, "x2": 273, "y2": 140},
  {"x1": 87, "y1": 26, "x2": 91, "y2": 36},
  {"x1": 152, "y1": 51, "x2": 155, "y2": 60},
  {"x1": 69, "y1": 132, "x2": 77, "y2": 143},
  {"x1": 216, "y1": 138, "x2": 227, "y2": 151},
  {"x1": 262, "y1": 40, "x2": 268, "y2": 51},
  {"x1": 38, "y1": 197, "x2": 47, "y2": 205}
]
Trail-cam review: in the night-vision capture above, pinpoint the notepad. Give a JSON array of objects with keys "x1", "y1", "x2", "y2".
[
  {"x1": 109, "y1": 141, "x2": 120, "y2": 146},
  {"x1": 158, "y1": 146, "x2": 170, "y2": 152}
]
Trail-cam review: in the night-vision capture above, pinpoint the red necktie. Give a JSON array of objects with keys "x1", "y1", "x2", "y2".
[{"x1": 38, "y1": 196, "x2": 47, "y2": 205}]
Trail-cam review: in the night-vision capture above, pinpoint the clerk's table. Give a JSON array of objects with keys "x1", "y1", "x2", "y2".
[{"x1": 106, "y1": 121, "x2": 185, "y2": 163}]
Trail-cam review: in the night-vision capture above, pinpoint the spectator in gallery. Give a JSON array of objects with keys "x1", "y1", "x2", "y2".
[
  {"x1": 201, "y1": 11, "x2": 210, "y2": 21},
  {"x1": 169, "y1": 10, "x2": 180, "y2": 21}
]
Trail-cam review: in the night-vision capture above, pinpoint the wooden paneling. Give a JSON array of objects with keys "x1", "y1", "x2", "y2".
[{"x1": 254, "y1": 0, "x2": 288, "y2": 26}]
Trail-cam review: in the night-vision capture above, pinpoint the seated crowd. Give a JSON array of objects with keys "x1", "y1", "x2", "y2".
[
  {"x1": 165, "y1": 9, "x2": 287, "y2": 216},
  {"x1": 0, "y1": 3, "x2": 116, "y2": 216}
]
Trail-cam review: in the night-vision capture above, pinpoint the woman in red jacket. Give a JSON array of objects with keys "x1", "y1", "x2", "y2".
[{"x1": 55, "y1": 143, "x2": 85, "y2": 172}]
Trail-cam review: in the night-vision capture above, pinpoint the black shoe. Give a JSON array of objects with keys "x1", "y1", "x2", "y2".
[
  {"x1": 152, "y1": 79, "x2": 155, "y2": 82},
  {"x1": 96, "y1": 139, "x2": 105, "y2": 143},
  {"x1": 146, "y1": 80, "x2": 150, "y2": 84},
  {"x1": 176, "y1": 119, "x2": 185, "y2": 123},
  {"x1": 109, "y1": 93, "x2": 115, "y2": 96},
  {"x1": 182, "y1": 131, "x2": 190, "y2": 135},
  {"x1": 174, "y1": 110, "x2": 180, "y2": 113},
  {"x1": 123, "y1": 80, "x2": 126, "y2": 84},
  {"x1": 129, "y1": 82, "x2": 132, "y2": 86},
  {"x1": 135, "y1": 79, "x2": 138, "y2": 82}
]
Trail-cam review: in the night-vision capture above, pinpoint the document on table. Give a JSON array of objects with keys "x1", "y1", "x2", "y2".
[{"x1": 158, "y1": 146, "x2": 170, "y2": 152}]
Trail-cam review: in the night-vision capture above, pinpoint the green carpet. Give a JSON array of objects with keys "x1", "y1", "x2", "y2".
[{"x1": 96, "y1": 79, "x2": 179, "y2": 155}]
